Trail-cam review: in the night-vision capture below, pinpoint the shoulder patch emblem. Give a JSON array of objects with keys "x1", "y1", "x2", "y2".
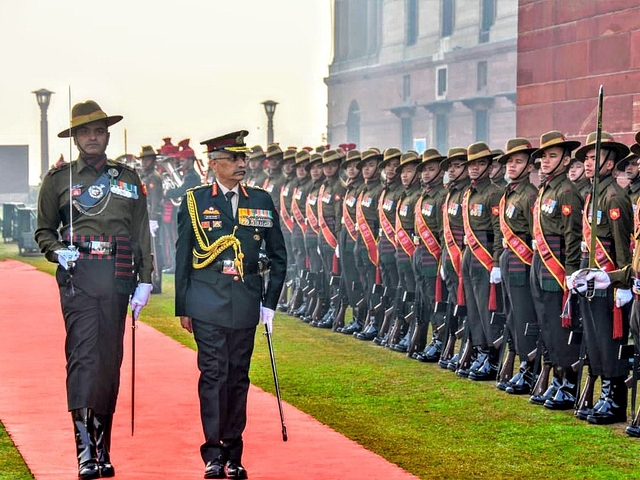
[
  {"x1": 609, "y1": 208, "x2": 620, "y2": 220},
  {"x1": 561, "y1": 205, "x2": 572, "y2": 216},
  {"x1": 491, "y1": 205, "x2": 499, "y2": 216},
  {"x1": 141, "y1": 183, "x2": 148, "y2": 196}
]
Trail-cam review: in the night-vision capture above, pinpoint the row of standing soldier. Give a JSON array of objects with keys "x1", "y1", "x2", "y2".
[{"x1": 257, "y1": 131, "x2": 640, "y2": 437}]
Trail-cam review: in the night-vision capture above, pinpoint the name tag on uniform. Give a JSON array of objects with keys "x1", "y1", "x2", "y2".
[{"x1": 238, "y1": 208, "x2": 274, "y2": 228}]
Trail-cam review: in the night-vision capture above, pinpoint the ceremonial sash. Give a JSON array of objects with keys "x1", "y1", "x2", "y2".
[
  {"x1": 461, "y1": 189, "x2": 493, "y2": 272},
  {"x1": 343, "y1": 192, "x2": 358, "y2": 241},
  {"x1": 498, "y1": 194, "x2": 533, "y2": 266},
  {"x1": 532, "y1": 189, "x2": 566, "y2": 290},
  {"x1": 581, "y1": 194, "x2": 615, "y2": 272},
  {"x1": 356, "y1": 191, "x2": 378, "y2": 266},
  {"x1": 442, "y1": 192, "x2": 463, "y2": 275},
  {"x1": 291, "y1": 189, "x2": 307, "y2": 234},
  {"x1": 633, "y1": 197, "x2": 640, "y2": 252},
  {"x1": 317, "y1": 184, "x2": 338, "y2": 249},
  {"x1": 279, "y1": 185, "x2": 294, "y2": 233},
  {"x1": 305, "y1": 192, "x2": 320, "y2": 234},
  {"x1": 395, "y1": 200, "x2": 415, "y2": 257},
  {"x1": 378, "y1": 189, "x2": 397, "y2": 248},
  {"x1": 414, "y1": 196, "x2": 442, "y2": 260}
]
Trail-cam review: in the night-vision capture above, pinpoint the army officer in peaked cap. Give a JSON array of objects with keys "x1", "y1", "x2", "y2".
[{"x1": 175, "y1": 130, "x2": 286, "y2": 479}]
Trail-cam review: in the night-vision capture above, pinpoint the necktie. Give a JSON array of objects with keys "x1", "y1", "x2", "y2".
[{"x1": 225, "y1": 191, "x2": 236, "y2": 218}]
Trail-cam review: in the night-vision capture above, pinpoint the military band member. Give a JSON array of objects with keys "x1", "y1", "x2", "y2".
[
  {"x1": 288, "y1": 150, "x2": 313, "y2": 315},
  {"x1": 176, "y1": 130, "x2": 286, "y2": 479},
  {"x1": 571, "y1": 132, "x2": 632, "y2": 424},
  {"x1": 388, "y1": 151, "x2": 423, "y2": 352},
  {"x1": 245, "y1": 145, "x2": 268, "y2": 188},
  {"x1": 35, "y1": 100, "x2": 153, "y2": 479},
  {"x1": 458, "y1": 142, "x2": 504, "y2": 381},
  {"x1": 352, "y1": 149, "x2": 385, "y2": 339},
  {"x1": 412, "y1": 149, "x2": 447, "y2": 362},
  {"x1": 276, "y1": 147, "x2": 298, "y2": 311},
  {"x1": 139, "y1": 145, "x2": 164, "y2": 293},
  {"x1": 334, "y1": 149, "x2": 365, "y2": 331},
  {"x1": 494, "y1": 139, "x2": 539, "y2": 394},
  {"x1": 372, "y1": 148, "x2": 404, "y2": 344},
  {"x1": 438, "y1": 148, "x2": 471, "y2": 371},
  {"x1": 263, "y1": 144, "x2": 287, "y2": 210},
  {"x1": 528, "y1": 131, "x2": 583, "y2": 409},
  {"x1": 314, "y1": 149, "x2": 346, "y2": 327}
]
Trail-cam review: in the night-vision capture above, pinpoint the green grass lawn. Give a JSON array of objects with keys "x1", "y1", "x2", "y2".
[{"x1": 2, "y1": 242, "x2": 640, "y2": 479}]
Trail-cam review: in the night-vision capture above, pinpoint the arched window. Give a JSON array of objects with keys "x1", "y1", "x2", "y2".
[{"x1": 347, "y1": 101, "x2": 361, "y2": 147}]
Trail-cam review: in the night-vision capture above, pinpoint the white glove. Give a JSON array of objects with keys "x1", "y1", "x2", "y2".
[
  {"x1": 490, "y1": 267, "x2": 502, "y2": 284},
  {"x1": 130, "y1": 283, "x2": 153, "y2": 319},
  {"x1": 261, "y1": 304, "x2": 275, "y2": 334},
  {"x1": 149, "y1": 220, "x2": 159, "y2": 237},
  {"x1": 568, "y1": 268, "x2": 611, "y2": 294},
  {"x1": 55, "y1": 246, "x2": 79, "y2": 270},
  {"x1": 335, "y1": 244, "x2": 340, "y2": 259},
  {"x1": 440, "y1": 265, "x2": 446, "y2": 281},
  {"x1": 616, "y1": 289, "x2": 633, "y2": 308}
]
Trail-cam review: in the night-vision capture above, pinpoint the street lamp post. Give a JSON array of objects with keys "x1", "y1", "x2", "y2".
[
  {"x1": 33, "y1": 88, "x2": 54, "y2": 181},
  {"x1": 261, "y1": 100, "x2": 278, "y2": 145}
]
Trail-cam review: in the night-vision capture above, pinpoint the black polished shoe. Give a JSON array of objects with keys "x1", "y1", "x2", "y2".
[
  {"x1": 587, "y1": 380, "x2": 628, "y2": 425},
  {"x1": 505, "y1": 370, "x2": 534, "y2": 395},
  {"x1": 204, "y1": 458, "x2": 227, "y2": 479},
  {"x1": 446, "y1": 353, "x2": 460, "y2": 372},
  {"x1": 226, "y1": 461, "x2": 248, "y2": 479},
  {"x1": 416, "y1": 340, "x2": 442, "y2": 363},
  {"x1": 544, "y1": 382, "x2": 577, "y2": 410},
  {"x1": 317, "y1": 317, "x2": 334, "y2": 329},
  {"x1": 530, "y1": 377, "x2": 561, "y2": 406},
  {"x1": 355, "y1": 324, "x2": 378, "y2": 341},
  {"x1": 468, "y1": 359, "x2": 498, "y2": 381},
  {"x1": 340, "y1": 320, "x2": 362, "y2": 335}
]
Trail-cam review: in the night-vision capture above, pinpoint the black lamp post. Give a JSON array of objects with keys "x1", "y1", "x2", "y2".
[
  {"x1": 33, "y1": 88, "x2": 54, "y2": 181},
  {"x1": 261, "y1": 100, "x2": 278, "y2": 145}
]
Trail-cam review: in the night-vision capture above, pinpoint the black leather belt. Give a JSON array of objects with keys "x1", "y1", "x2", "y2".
[
  {"x1": 210, "y1": 260, "x2": 259, "y2": 275},
  {"x1": 75, "y1": 241, "x2": 116, "y2": 255}
]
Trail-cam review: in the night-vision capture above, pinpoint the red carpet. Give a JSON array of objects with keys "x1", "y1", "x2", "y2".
[{"x1": 0, "y1": 260, "x2": 418, "y2": 480}]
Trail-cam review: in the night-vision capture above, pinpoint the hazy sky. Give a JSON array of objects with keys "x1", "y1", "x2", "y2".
[{"x1": 0, "y1": 0, "x2": 332, "y2": 184}]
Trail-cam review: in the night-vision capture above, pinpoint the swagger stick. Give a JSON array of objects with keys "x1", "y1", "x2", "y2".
[
  {"x1": 131, "y1": 308, "x2": 138, "y2": 435},
  {"x1": 265, "y1": 324, "x2": 288, "y2": 442}
]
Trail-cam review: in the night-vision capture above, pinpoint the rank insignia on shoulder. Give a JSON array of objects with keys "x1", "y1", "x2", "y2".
[
  {"x1": 609, "y1": 208, "x2": 620, "y2": 220},
  {"x1": 561, "y1": 205, "x2": 572, "y2": 216}
]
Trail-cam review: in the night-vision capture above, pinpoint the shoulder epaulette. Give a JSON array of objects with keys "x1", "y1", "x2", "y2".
[
  {"x1": 107, "y1": 159, "x2": 138, "y2": 174},
  {"x1": 188, "y1": 184, "x2": 210, "y2": 194},
  {"x1": 244, "y1": 184, "x2": 266, "y2": 192},
  {"x1": 45, "y1": 162, "x2": 71, "y2": 178}
]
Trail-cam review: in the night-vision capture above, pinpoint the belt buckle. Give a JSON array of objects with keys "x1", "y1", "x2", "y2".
[
  {"x1": 580, "y1": 241, "x2": 588, "y2": 253},
  {"x1": 222, "y1": 259, "x2": 238, "y2": 275},
  {"x1": 89, "y1": 241, "x2": 110, "y2": 255},
  {"x1": 413, "y1": 234, "x2": 420, "y2": 246}
]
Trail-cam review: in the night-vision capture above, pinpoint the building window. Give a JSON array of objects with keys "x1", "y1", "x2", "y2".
[
  {"x1": 441, "y1": 0, "x2": 454, "y2": 38},
  {"x1": 436, "y1": 67, "x2": 447, "y2": 98},
  {"x1": 347, "y1": 101, "x2": 361, "y2": 147},
  {"x1": 406, "y1": 0, "x2": 419, "y2": 46},
  {"x1": 401, "y1": 117, "x2": 413, "y2": 151},
  {"x1": 479, "y1": 0, "x2": 495, "y2": 43},
  {"x1": 435, "y1": 114, "x2": 448, "y2": 153},
  {"x1": 475, "y1": 110, "x2": 489, "y2": 142},
  {"x1": 403, "y1": 75, "x2": 411, "y2": 101},
  {"x1": 477, "y1": 61, "x2": 487, "y2": 91}
]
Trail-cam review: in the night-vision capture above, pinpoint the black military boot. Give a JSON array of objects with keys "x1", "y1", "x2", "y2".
[
  {"x1": 575, "y1": 375, "x2": 600, "y2": 421},
  {"x1": 530, "y1": 364, "x2": 559, "y2": 406},
  {"x1": 505, "y1": 361, "x2": 535, "y2": 395},
  {"x1": 625, "y1": 407, "x2": 640, "y2": 437},
  {"x1": 544, "y1": 367, "x2": 577, "y2": 410},
  {"x1": 469, "y1": 347, "x2": 499, "y2": 381},
  {"x1": 588, "y1": 377, "x2": 628, "y2": 425},
  {"x1": 94, "y1": 413, "x2": 114, "y2": 478},
  {"x1": 340, "y1": 307, "x2": 364, "y2": 335},
  {"x1": 416, "y1": 335, "x2": 443, "y2": 363},
  {"x1": 456, "y1": 343, "x2": 478, "y2": 378},
  {"x1": 72, "y1": 408, "x2": 100, "y2": 480},
  {"x1": 391, "y1": 324, "x2": 411, "y2": 353},
  {"x1": 356, "y1": 311, "x2": 380, "y2": 340}
]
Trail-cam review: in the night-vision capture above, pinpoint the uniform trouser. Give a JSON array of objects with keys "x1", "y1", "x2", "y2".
[
  {"x1": 530, "y1": 254, "x2": 580, "y2": 368},
  {"x1": 500, "y1": 250, "x2": 537, "y2": 358},
  {"x1": 339, "y1": 229, "x2": 362, "y2": 307},
  {"x1": 355, "y1": 238, "x2": 377, "y2": 310},
  {"x1": 380, "y1": 257, "x2": 399, "y2": 300},
  {"x1": 282, "y1": 229, "x2": 294, "y2": 281},
  {"x1": 462, "y1": 248, "x2": 499, "y2": 347},
  {"x1": 579, "y1": 287, "x2": 630, "y2": 378},
  {"x1": 632, "y1": 297, "x2": 640, "y2": 351},
  {"x1": 318, "y1": 235, "x2": 336, "y2": 304},
  {"x1": 151, "y1": 228, "x2": 164, "y2": 291},
  {"x1": 58, "y1": 259, "x2": 129, "y2": 414},
  {"x1": 291, "y1": 225, "x2": 306, "y2": 281},
  {"x1": 192, "y1": 320, "x2": 256, "y2": 464},
  {"x1": 161, "y1": 210, "x2": 177, "y2": 270},
  {"x1": 442, "y1": 249, "x2": 461, "y2": 337},
  {"x1": 412, "y1": 247, "x2": 441, "y2": 329},
  {"x1": 304, "y1": 230, "x2": 322, "y2": 275}
]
